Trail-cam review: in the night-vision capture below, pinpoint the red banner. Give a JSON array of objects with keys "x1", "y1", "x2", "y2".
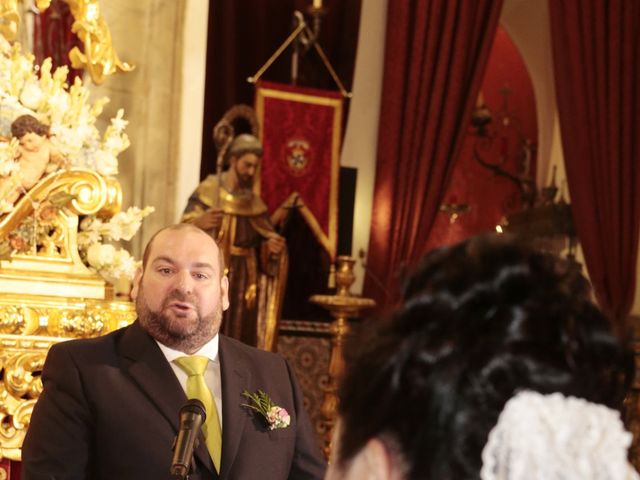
[{"x1": 255, "y1": 81, "x2": 342, "y2": 260}]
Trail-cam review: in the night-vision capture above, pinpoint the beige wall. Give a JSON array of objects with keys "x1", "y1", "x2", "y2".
[
  {"x1": 341, "y1": 0, "x2": 388, "y2": 294},
  {"x1": 174, "y1": 0, "x2": 210, "y2": 224},
  {"x1": 90, "y1": 0, "x2": 189, "y2": 257}
]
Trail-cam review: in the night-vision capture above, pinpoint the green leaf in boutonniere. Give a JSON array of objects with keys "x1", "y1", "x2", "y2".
[{"x1": 242, "y1": 389, "x2": 291, "y2": 430}]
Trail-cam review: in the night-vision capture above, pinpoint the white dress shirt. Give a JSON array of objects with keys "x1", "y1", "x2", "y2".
[{"x1": 156, "y1": 335, "x2": 223, "y2": 428}]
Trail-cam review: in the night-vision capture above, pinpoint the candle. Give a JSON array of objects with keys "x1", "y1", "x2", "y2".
[{"x1": 313, "y1": 0, "x2": 322, "y2": 8}]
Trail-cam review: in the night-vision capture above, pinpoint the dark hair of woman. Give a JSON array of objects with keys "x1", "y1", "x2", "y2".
[{"x1": 335, "y1": 234, "x2": 634, "y2": 479}]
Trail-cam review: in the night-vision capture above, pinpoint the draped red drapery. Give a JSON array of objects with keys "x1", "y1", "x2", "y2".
[
  {"x1": 549, "y1": 0, "x2": 640, "y2": 327},
  {"x1": 364, "y1": 0, "x2": 504, "y2": 309}
]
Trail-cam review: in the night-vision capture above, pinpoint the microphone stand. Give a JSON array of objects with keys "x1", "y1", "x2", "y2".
[
  {"x1": 170, "y1": 437, "x2": 200, "y2": 480},
  {"x1": 170, "y1": 399, "x2": 206, "y2": 479}
]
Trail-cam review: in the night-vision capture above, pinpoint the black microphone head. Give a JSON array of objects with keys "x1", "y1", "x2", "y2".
[
  {"x1": 171, "y1": 398, "x2": 207, "y2": 477},
  {"x1": 181, "y1": 398, "x2": 206, "y2": 421}
]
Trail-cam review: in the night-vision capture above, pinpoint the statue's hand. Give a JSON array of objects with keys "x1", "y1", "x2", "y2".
[
  {"x1": 192, "y1": 208, "x2": 223, "y2": 231},
  {"x1": 266, "y1": 234, "x2": 285, "y2": 256}
]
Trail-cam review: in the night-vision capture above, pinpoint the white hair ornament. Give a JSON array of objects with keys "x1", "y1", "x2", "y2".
[{"x1": 480, "y1": 390, "x2": 639, "y2": 480}]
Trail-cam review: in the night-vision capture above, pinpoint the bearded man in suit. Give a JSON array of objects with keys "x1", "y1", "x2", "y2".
[{"x1": 22, "y1": 223, "x2": 326, "y2": 480}]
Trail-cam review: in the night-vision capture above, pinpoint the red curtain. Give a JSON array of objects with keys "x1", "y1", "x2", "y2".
[
  {"x1": 549, "y1": 1, "x2": 640, "y2": 326},
  {"x1": 364, "y1": 0, "x2": 504, "y2": 308}
]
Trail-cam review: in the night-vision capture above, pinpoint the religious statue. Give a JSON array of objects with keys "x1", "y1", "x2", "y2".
[
  {"x1": 0, "y1": 0, "x2": 20, "y2": 41},
  {"x1": 0, "y1": 114, "x2": 68, "y2": 208},
  {"x1": 66, "y1": 0, "x2": 134, "y2": 84},
  {"x1": 182, "y1": 109, "x2": 287, "y2": 351}
]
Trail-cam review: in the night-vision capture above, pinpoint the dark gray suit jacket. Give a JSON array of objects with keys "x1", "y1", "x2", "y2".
[{"x1": 22, "y1": 321, "x2": 326, "y2": 479}]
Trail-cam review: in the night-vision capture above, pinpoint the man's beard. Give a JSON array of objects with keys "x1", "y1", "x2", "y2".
[
  {"x1": 136, "y1": 286, "x2": 222, "y2": 353},
  {"x1": 235, "y1": 167, "x2": 253, "y2": 189}
]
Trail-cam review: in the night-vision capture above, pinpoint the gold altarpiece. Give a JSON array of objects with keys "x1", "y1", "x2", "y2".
[{"x1": 0, "y1": 169, "x2": 136, "y2": 461}]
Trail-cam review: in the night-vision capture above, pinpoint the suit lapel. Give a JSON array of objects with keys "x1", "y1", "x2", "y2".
[
  {"x1": 117, "y1": 321, "x2": 216, "y2": 476},
  {"x1": 219, "y1": 336, "x2": 250, "y2": 478}
]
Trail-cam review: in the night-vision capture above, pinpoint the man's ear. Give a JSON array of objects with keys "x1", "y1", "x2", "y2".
[
  {"x1": 130, "y1": 267, "x2": 143, "y2": 300},
  {"x1": 220, "y1": 275, "x2": 230, "y2": 311}
]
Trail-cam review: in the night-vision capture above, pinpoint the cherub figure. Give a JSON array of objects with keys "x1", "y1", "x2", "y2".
[
  {"x1": 12, "y1": 115, "x2": 67, "y2": 189},
  {"x1": 0, "y1": 115, "x2": 68, "y2": 209}
]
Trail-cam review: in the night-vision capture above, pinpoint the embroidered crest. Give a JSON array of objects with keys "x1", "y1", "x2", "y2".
[{"x1": 283, "y1": 138, "x2": 311, "y2": 176}]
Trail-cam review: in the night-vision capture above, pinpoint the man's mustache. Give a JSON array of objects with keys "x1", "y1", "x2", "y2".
[{"x1": 163, "y1": 290, "x2": 197, "y2": 307}]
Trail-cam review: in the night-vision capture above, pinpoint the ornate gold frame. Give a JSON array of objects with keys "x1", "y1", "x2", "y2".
[
  {"x1": 0, "y1": 169, "x2": 136, "y2": 461},
  {"x1": 0, "y1": 0, "x2": 134, "y2": 84}
]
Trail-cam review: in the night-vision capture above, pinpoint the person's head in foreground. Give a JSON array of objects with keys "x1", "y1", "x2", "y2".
[
  {"x1": 131, "y1": 223, "x2": 229, "y2": 354},
  {"x1": 327, "y1": 234, "x2": 636, "y2": 480}
]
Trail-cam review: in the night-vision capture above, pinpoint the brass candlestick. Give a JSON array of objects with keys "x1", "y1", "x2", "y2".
[{"x1": 309, "y1": 256, "x2": 375, "y2": 458}]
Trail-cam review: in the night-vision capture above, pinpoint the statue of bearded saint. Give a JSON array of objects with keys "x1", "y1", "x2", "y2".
[{"x1": 181, "y1": 133, "x2": 287, "y2": 351}]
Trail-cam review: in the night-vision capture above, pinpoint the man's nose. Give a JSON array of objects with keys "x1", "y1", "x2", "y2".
[{"x1": 175, "y1": 270, "x2": 193, "y2": 292}]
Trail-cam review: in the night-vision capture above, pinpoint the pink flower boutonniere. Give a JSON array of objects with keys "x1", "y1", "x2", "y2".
[{"x1": 242, "y1": 389, "x2": 291, "y2": 430}]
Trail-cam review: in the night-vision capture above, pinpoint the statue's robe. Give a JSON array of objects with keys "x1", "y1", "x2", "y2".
[{"x1": 182, "y1": 175, "x2": 287, "y2": 350}]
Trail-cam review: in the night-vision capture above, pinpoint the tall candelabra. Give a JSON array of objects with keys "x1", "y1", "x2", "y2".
[{"x1": 309, "y1": 256, "x2": 375, "y2": 458}]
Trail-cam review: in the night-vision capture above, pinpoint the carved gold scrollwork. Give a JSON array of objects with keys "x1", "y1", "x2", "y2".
[
  {"x1": 100, "y1": 175, "x2": 123, "y2": 218},
  {"x1": 57, "y1": 309, "x2": 103, "y2": 337},
  {"x1": 0, "y1": 0, "x2": 134, "y2": 85},
  {"x1": 0, "y1": 338, "x2": 52, "y2": 461},
  {"x1": 0, "y1": 306, "x2": 40, "y2": 336},
  {"x1": 0, "y1": 0, "x2": 19, "y2": 41},
  {"x1": 0, "y1": 169, "x2": 114, "y2": 238},
  {"x1": 66, "y1": 171, "x2": 109, "y2": 215},
  {"x1": 0, "y1": 300, "x2": 135, "y2": 338},
  {"x1": 3, "y1": 352, "x2": 44, "y2": 399},
  {"x1": 0, "y1": 167, "x2": 135, "y2": 460},
  {"x1": 0, "y1": 307, "x2": 24, "y2": 334}
]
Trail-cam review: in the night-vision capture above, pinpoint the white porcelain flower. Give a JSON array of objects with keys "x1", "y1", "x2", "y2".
[
  {"x1": 0, "y1": 39, "x2": 149, "y2": 290},
  {"x1": 92, "y1": 150, "x2": 118, "y2": 176},
  {"x1": 98, "y1": 206, "x2": 155, "y2": 241},
  {"x1": 19, "y1": 79, "x2": 44, "y2": 110},
  {"x1": 0, "y1": 139, "x2": 19, "y2": 176},
  {"x1": 86, "y1": 243, "x2": 116, "y2": 268}
]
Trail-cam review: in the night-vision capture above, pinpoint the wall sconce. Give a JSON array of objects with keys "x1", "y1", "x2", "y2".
[
  {"x1": 471, "y1": 86, "x2": 537, "y2": 209},
  {"x1": 439, "y1": 201, "x2": 470, "y2": 224}
]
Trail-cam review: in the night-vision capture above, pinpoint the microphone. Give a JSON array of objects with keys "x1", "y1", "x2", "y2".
[{"x1": 170, "y1": 398, "x2": 207, "y2": 478}]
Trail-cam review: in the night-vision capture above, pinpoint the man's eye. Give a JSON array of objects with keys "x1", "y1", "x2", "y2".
[
  {"x1": 158, "y1": 268, "x2": 173, "y2": 275},
  {"x1": 193, "y1": 272, "x2": 209, "y2": 280}
]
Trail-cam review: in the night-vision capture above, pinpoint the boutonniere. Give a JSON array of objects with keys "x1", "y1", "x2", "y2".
[{"x1": 242, "y1": 389, "x2": 291, "y2": 430}]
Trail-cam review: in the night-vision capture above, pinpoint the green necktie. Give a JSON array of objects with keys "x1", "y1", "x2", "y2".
[{"x1": 175, "y1": 355, "x2": 222, "y2": 472}]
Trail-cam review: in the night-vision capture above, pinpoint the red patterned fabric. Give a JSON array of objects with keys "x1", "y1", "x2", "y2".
[
  {"x1": 0, "y1": 459, "x2": 20, "y2": 480},
  {"x1": 255, "y1": 81, "x2": 342, "y2": 259},
  {"x1": 549, "y1": 0, "x2": 640, "y2": 326},
  {"x1": 364, "y1": 0, "x2": 504, "y2": 309}
]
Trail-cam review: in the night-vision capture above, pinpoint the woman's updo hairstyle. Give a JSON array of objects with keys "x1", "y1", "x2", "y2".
[{"x1": 336, "y1": 234, "x2": 633, "y2": 480}]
